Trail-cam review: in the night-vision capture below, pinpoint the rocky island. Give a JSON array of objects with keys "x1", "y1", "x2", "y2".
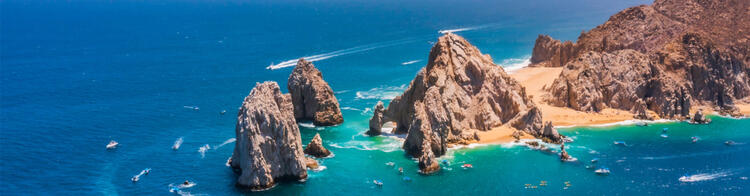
[
  {"x1": 230, "y1": 82, "x2": 308, "y2": 190},
  {"x1": 288, "y1": 59, "x2": 344, "y2": 126},
  {"x1": 370, "y1": 33, "x2": 562, "y2": 173}
]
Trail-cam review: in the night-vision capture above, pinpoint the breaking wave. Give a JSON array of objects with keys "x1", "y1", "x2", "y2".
[
  {"x1": 355, "y1": 84, "x2": 407, "y2": 100},
  {"x1": 329, "y1": 136, "x2": 403, "y2": 153},
  {"x1": 267, "y1": 38, "x2": 417, "y2": 70},
  {"x1": 498, "y1": 56, "x2": 531, "y2": 72}
]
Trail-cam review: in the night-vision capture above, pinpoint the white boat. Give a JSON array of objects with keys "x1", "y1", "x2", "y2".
[
  {"x1": 373, "y1": 180, "x2": 383, "y2": 186},
  {"x1": 595, "y1": 168, "x2": 610, "y2": 175},
  {"x1": 106, "y1": 140, "x2": 119, "y2": 149},
  {"x1": 131, "y1": 176, "x2": 139, "y2": 182}
]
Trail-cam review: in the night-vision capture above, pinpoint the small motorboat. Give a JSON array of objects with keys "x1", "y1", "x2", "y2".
[
  {"x1": 461, "y1": 164, "x2": 473, "y2": 169},
  {"x1": 385, "y1": 162, "x2": 395, "y2": 167},
  {"x1": 131, "y1": 176, "x2": 139, "y2": 182},
  {"x1": 691, "y1": 136, "x2": 699, "y2": 143},
  {"x1": 441, "y1": 160, "x2": 449, "y2": 166},
  {"x1": 144, "y1": 168, "x2": 151, "y2": 175},
  {"x1": 402, "y1": 177, "x2": 412, "y2": 181},
  {"x1": 106, "y1": 140, "x2": 119, "y2": 149},
  {"x1": 220, "y1": 110, "x2": 227, "y2": 115},
  {"x1": 373, "y1": 180, "x2": 383, "y2": 186},
  {"x1": 398, "y1": 167, "x2": 403, "y2": 175},
  {"x1": 660, "y1": 133, "x2": 668, "y2": 138},
  {"x1": 591, "y1": 158, "x2": 599, "y2": 163},
  {"x1": 613, "y1": 141, "x2": 627, "y2": 146},
  {"x1": 595, "y1": 167, "x2": 610, "y2": 175},
  {"x1": 725, "y1": 140, "x2": 736, "y2": 146}
]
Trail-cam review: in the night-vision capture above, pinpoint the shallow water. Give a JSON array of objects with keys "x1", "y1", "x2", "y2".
[{"x1": 4, "y1": 0, "x2": 748, "y2": 195}]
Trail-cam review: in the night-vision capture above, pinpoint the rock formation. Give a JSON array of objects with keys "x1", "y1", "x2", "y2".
[
  {"x1": 230, "y1": 82, "x2": 307, "y2": 190},
  {"x1": 288, "y1": 59, "x2": 344, "y2": 126},
  {"x1": 372, "y1": 33, "x2": 561, "y2": 172},
  {"x1": 541, "y1": 121, "x2": 562, "y2": 143},
  {"x1": 544, "y1": 50, "x2": 692, "y2": 118},
  {"x1": 534, "y1": 0, "x2": 749, "y2": 118},
  {"x1": 559, "y1": 143, "x2": 571, "y2": 161},
  {"x1": 417, "y1": 141, "x2": 440, "y2": 174},
  {"x1": 304, "y1": 133, "x2": 331, "y2": 158},
  {"x1": 690, "y1": 109, "x2": 711, "y2": 124},
  {"x1": 366, "y1": 101, "x2": 385, "y2": 136}
]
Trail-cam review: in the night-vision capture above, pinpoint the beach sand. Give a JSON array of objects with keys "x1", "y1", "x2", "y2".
[{"x1": 473, "y1": 66, "x2": 750, "y2": 144}]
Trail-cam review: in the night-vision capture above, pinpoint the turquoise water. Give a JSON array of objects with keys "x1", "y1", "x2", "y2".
[{"x1": 2, "y1": 0, "x2": 749, "y2": 195}]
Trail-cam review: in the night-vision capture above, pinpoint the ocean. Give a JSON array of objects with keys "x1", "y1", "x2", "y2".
[{"x1": 2, "y1": 0, "x2": 748, "y2": 195}]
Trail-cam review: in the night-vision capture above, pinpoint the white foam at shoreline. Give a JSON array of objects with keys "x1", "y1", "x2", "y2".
[
  {"x1": 267, "y1": 39, "x2": 417, "y2": 70},
  {"x1": 355, "y1": 84, "x2": 407, "y2": 100},
  {"x1": 555, "y1": 119, "x2": 678, "y2": 129},
  {"x1": 499, "y1": 56, "x2": 531, "y2": 72}
]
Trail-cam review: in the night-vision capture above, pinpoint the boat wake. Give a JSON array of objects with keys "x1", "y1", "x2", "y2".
[
  {"x1": 679, "y1": 171, "x2": 732, "y2": 182},
  {"x1": 401, "y1": 60, "x2": 421, "y2": 65},
  {"x1": 213, "y1": 138, "x2": 236, "y2": 149},
  {"x1": 355, "y1": 84, "x2": 407, "y2": 100},
  {"x1": 438, "y1": 27, "x2": 478, "y2": 34},
  {"x1": 267, "y1": 38, "x2": 418, "y2": 70}
]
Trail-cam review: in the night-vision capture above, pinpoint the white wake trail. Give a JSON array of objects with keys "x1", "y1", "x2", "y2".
[{"x1": 267, "y1": 39, "x2": 417, "y2": 70}]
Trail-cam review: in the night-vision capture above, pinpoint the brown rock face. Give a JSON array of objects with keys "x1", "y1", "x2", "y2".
[
  {"x1": 545, "y1": 50, "x2": 692, "y2": 118},
  {"x1": 288, "y1": 59, "x2": 344, "y2": 126},
  {"x1": 537, "y1": 0, "x2": 749, "y2": 118},
  {"x1": 417, "y1": 141, "x2": 440, "y2": 174},
  {"x1": 560, "y1": 143, "x2": 571, "y2": 161},
  {"x1": 304, "y1": 133, "x2": 331, "y2": 158},
  {"x1": 366, "y1": 101, "x2": 385, "y2": 136},
  {"x1": 375, "y1": 33, "x2": 561, "y2": 171},
  {"x1": 231, "y1": 82, "x2": 307, "y2": 190},
  {"x1": 690, "y1": 109, "x2": 711, "y2": 124}
]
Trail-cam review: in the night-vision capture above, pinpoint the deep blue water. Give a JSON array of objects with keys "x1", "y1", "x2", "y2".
[{"x1": 3, "y1": 0, "x2": 749, "y2": 195}]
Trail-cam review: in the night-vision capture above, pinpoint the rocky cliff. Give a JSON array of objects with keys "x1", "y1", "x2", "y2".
[
  {"x1": 288, "y1": 59, "x2": 344, "y2": 126},
  {"x1": 373, "y1": 33, "x2": 561, "y2": 173},
  {"x1": 230, "y1": 82, "x2": 307, "y2": 190},
  {"x1": 533, "y1": 0, "x2": 750, "y2": 117}
]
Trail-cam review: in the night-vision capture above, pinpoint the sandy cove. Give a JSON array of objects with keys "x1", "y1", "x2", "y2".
[{"x1": 472, "y1": 66, "x2": 750, "y2": 144}]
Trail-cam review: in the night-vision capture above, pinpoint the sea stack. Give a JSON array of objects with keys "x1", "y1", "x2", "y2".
[
  {"x1": 304, "y1": 133, "x2": 332, "y2": 158},
  {"x1": 532, "y1": 0, "x2": 750, "y2": 118},
  {"x1": 560, "y1": 143, "x2": 570, "y2": 161},
  {"x1": 288, "y1": 59, "x2": 344, "y2": 126},
  {"x1": 366, "y1": 101, "x2": 385, "y2": 136},
  {"x1": 373, "y1": 33, "x2": 561, "y2": 173},
  {"x1": 690, "y1": 109, "x2": 711, "y2": 124},
  {"x1": 230, "y1": 81, "x2": 307, "y2": 190}
]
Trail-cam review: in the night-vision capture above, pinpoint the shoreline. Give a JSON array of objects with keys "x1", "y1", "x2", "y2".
[{"x1": 470, "y1": 66, "x2": 750, "y2": 145}]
